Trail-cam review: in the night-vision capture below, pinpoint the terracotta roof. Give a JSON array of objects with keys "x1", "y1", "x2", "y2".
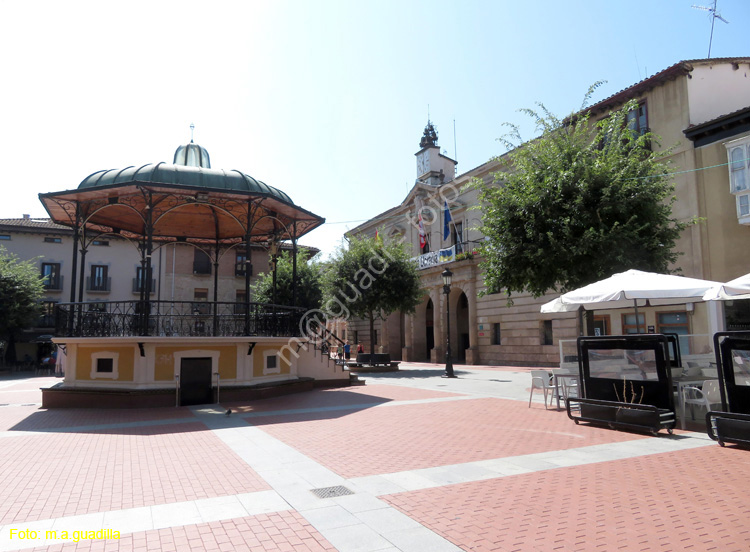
[
  {"x1": 683, "y1": 105, "x2": 750, "y2": 147},
  {"x1": 587, "y1": 58, "x2": 750, "y2": 116},
  {"x1": 0, "y1": 218, "x2": 71, "y2": 232}
]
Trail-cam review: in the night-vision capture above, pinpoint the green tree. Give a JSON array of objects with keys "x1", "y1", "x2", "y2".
[
  {"x1": 473, "y1": 87, "x2": 690, "y2": 300},
  {"x1": 251, "y1": 250, "x2": 323, "y2": 312},
  {"x1": 0, "y1": 246, "x2": 44, "y2": 362},
  {"x1": 324, "y1": 235, "x2": 423, "y2": 355}
]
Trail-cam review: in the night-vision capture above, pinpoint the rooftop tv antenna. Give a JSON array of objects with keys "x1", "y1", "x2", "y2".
[{"x1": 692, "y1": 1, "x2": 730, "y2": 58}]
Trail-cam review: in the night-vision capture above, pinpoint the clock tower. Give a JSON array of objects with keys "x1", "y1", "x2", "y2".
[{"x1": 415, "y1": 121, "x2": 457, "y2": 186}]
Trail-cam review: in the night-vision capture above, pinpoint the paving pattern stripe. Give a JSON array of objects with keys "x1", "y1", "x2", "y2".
[
  {"x1": 349, "y1": 433, "x2": 715, "y2": 496},
  {"x1": 196, "y1": 407, "x2": 462, "y2": 552},
  {"x1": 0, "y1": 490, "x2": 291, "y2": 552}
]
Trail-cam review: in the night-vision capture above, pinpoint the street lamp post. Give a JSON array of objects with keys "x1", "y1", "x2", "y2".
[
  {"x1": 442, "y1": 268, "x2": 456, "y2": 378},
  {"x1": 268, "y1": 240, "x2": 280, "y2": 305}
]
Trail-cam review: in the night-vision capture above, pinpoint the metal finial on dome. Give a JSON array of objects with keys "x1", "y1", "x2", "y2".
[
  {"x1": 173, "y1": 131, "x2": 211, "y2": 169},
  {"x1": 420, "y1": 121, "x2": 438, "y2": 149}
]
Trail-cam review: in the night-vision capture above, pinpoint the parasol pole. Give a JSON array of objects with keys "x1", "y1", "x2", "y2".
[{"x1": 633, "y1": 299, "x2": 642, "y2": 333}]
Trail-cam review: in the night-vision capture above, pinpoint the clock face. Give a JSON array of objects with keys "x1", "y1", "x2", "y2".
[{"x1": 418, "y1": 151, "x2": 430, "y2": 175}]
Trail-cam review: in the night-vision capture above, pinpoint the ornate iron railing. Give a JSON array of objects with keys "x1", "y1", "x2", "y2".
[{"x1": 54, "y1": 300, "x2": 305, "y2": 338}]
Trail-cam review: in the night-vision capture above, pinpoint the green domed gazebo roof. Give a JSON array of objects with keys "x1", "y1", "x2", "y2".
[
  {"x1": 39, "y1": 143, "x2": 324, "y2": 244},
  {"x1": 77, "y1": 163, "x2": 296, "y2": 207}
]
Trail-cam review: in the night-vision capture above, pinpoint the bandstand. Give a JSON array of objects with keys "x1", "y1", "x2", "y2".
[{"x1": 38, "y1": 141, "x2": 344, "y2": 407}]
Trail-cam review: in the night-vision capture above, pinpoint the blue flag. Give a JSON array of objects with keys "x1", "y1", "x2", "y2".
[{"x1": 443, "y1": 200, "x2": 453, "y2": 240}]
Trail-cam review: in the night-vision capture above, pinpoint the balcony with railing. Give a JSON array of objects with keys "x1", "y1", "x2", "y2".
[
  {"x1": 54, "y1": 300, "x2": 305, "y2": 338},
  {"x1": 413, "y1": 241, "x2": 480, "y2": 270},
  {"x1": 132, "y1": 278, "x2": 156, "y2": 294},
  {"x1": 86, "y1": 276, "x2": 111, "y2": 292},
  {"x1": 43, "y1": 274, "x2": 63, "y2": 291}
]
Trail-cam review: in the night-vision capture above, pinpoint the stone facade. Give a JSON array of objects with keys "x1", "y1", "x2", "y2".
[{"x1": 347, "y1": 58, "x2": 750, "y2": 367}]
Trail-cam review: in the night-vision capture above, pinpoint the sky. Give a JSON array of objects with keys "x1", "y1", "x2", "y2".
[{"x1": 1, "y1": 0, "x2": 748, "y2": 259}]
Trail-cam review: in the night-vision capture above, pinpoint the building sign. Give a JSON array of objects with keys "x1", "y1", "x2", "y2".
[{"x1": 414, "y1": 246, "x2": 456, "y2": 270}]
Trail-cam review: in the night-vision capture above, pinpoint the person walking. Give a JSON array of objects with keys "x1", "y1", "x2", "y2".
[{"x1": 344, "y1": 341, "x2": 351, "y2": 361}]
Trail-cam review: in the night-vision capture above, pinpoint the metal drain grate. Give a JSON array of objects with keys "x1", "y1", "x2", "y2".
[{"x1": 310, "y1": 485, "x2": 354, "y2": 499}]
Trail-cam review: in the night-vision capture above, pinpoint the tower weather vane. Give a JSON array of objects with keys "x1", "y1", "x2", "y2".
[{"x1": 190, "y1": 122, "x2": 195, "y2": 143}]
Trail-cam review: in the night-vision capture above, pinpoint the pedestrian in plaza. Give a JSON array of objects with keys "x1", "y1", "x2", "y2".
[{"x1": 344, "y1": 341, "x2": 351, "y2": 360}]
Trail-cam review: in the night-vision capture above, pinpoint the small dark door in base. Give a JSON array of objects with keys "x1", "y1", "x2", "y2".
[{"x1": 180, "y1": 357, "x2": 213, "y2": 406}]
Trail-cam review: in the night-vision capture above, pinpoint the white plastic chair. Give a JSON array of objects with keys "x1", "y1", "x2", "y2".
[
  {"x1": 561, "y1": 376, "x2": 579, "y2": 401},
  {"x1": 529, "y1": 370, "x2": 555, "y2": 409},
  {"x1": 682, "y1": 380, "x2": 722, "y2": 422}
]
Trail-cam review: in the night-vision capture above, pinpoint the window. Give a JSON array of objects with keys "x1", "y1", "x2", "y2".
[
  {"x1": 622, "y1": 313, "x2": 646, "y2": 334},
  {"x1": 41, "y1": 262, "x2": 62, "y2": 290},
  {"x1": 192, "y1": 288, "x2": 209, "y2": 315},
  {"x1": 263, "y1": 351, "x2": 281, "y2": 375},
  {"x1": 132, "y1": 267, "x2": 154, "y2": 293},
  {"x1": 421, "y1": 235, "x2": 430, "y2": 254},
  {"x1": 235, "y1": 253, "x2": 252, "y2": 277},
  {"x1": 730, "y1": 146, "x2": 748, "y2": 192},
  {"x1": 740, "y1": 194, "x2": 750, "y2": 218},
  {"x1": 593, "y1": 315, "x2": 610, "y2": 336},
  {"x1": 657, "y1": 311, "x2": 690, "y2": 355},
  {"x1": 92, "y1": 240, "x2": 109, "y2": 246},
  {"x1": 452, "y1": 221, "x2": 464, "y2": 254},
  {"x1": 626, "y1": 103, "x2": 648, "y2": 137},
  {"x1": 193, "y1": 249, "x2": 211, "y2": 274},
  {"x1": 194, "y1": 288, "x2": 208, "y2": 300},
  {"x1": 88, "y1": 265, "x2": 110, "y2": 291},
  {"x1": 44, "y1": 237, "x2": 61, "y2": 243},
  {"x1": 541, "y1": 320, "x2": 553, "y2": 345},
  {"x1": 90, "y1": 351, "x2": 119, "y2": 379},
  {"x1": 492, "y1": 323, "x2": 501, "y2": 345},
  {"x1": 39, "y1": 301, "x2": 57, "y2": 327},
  {"x1": 235, "y1": 289, "x2": 247, "y2": 314},
  {"x1": 97, "y1": 358, "x2": 114, "y2": 372},
  {"x1": 598, "y1": 103, "x2": 649, "y2": 150},
  {"x1": 726, "y1": 141, "x2": 750, "y2": 224}
]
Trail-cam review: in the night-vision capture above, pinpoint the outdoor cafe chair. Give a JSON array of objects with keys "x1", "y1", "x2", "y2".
[
  {"x1": 529, "y1": 370, "x2": 555, "y2": 409},
  {"x1": 682, "y1": 380, "x2": 723, "y2": 422}
]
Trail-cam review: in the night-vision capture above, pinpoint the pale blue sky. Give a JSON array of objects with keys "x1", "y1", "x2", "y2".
[{"x1": 1, "y1": 0, "x2": 748, "y2": 257}]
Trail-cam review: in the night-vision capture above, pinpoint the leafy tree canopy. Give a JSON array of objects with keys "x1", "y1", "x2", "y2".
[
  {"x1": 323, "y1": 235, "x2": 423, "y2": 354},
  {"x1": 251, "y1": 250, "x2": 323, "y2": 312},
  {"x1": 0, "y1": 246, "x2": 44, "y2": 346},
  {"x1": 473, "y1": 85, "x2": 690, "y2": 299}
]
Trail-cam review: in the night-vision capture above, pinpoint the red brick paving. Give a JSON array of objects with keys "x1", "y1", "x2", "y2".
[
  {"x1": 24, "y1": 512, "x2": 336, "y2": 552},
  {"x1": 0, "y1": 407, "x2": 198, "y2": 433},
  {"x1": 0, "y1": 423, "x2": 269, "y2": 524},
  {"x1": 253, "y1": 393, "x2": 647, "y2": 479},
  {"x1": 225, "y1": 384, "x2": 461, "y2": 414},
  {"x1": 383, "y1": 444, "x2": 750, "y2": 552}
]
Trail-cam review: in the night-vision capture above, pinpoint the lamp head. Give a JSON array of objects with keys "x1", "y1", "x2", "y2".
[{"x1": 442, "y1": 268, "x2": 453, "y2": 287}]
